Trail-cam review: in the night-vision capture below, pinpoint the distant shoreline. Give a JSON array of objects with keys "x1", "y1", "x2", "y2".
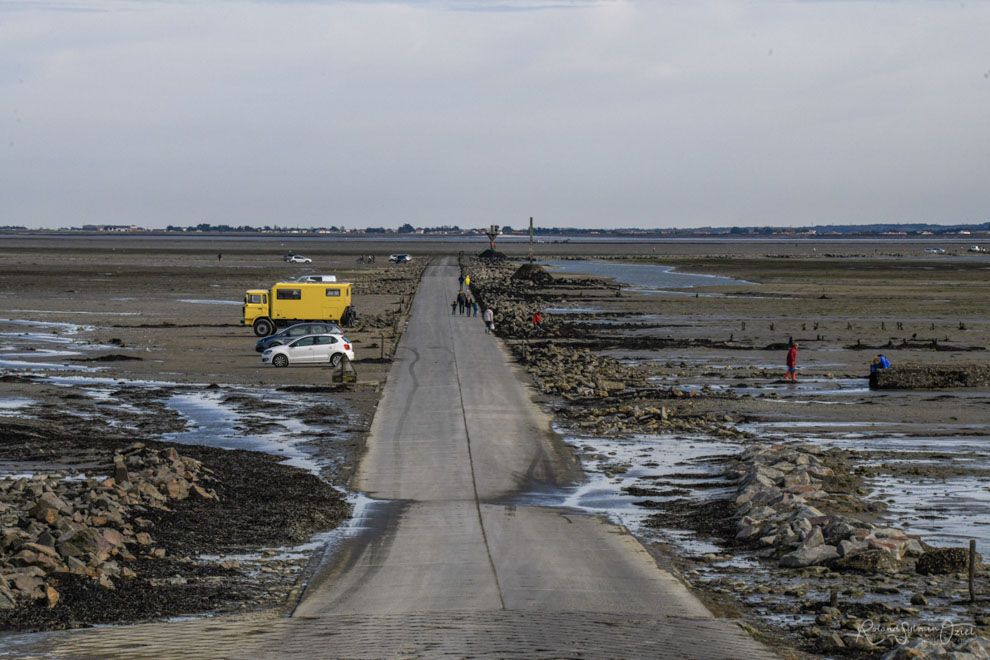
[{"x1": 0, "y1": 230, "x2": 986, "y2": 245}]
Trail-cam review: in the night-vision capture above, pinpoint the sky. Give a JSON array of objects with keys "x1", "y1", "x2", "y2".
[{"x1": 2, "y1": 0, "x2": 989, "y2": 231}]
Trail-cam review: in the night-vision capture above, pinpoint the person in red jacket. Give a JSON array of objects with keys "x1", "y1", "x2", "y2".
[{"x1": 785, "y1": 342, "x2": 799, "y2": 382}]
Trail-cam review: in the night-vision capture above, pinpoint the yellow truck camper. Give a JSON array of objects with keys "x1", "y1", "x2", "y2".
[{"x1": 243, "y1": 282, "x2": 355, "y2": 336}]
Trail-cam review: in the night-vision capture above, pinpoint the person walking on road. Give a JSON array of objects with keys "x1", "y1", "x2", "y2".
[
  {"x1": 457, "y1": 291, "x2": 466, "y2": 315},
  {"x1": 483, "y1": 307, "x2": 494, "y2": 334},
  {"x1": 451, "y1": 299, "x2": 458, "y2": 315},
  {"x1": 785, "y1": 342, "x2": 799, "y2": 382},
  {"x1": 472, "y1": 301, "x2": 478, "y2": 317}
]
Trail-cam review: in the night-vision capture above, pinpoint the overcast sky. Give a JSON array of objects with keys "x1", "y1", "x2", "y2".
[{"x1": 2, "y1": 0, "x2": 989, "y2": 230}]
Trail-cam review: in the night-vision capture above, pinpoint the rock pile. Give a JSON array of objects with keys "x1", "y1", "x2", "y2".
[
  {"x1": 351, "y1": 258, "x2": 429, "y2": 297},
  {"x1": 870, "y1": 365, "x2": 990, "y2": 390},
  {"x1": 465, "y1": 258, "x2": 610, "y2": 340},
  {"x1": 466, "y1": 258, "x2": 743, "y2": 438},
  {"x1": 511, "y1": 263, "x2": 554, "y2": 286},
  {"x1": 728, "y1": 444, "x2": 930, "y2": 571},
  {"x1": 515, "y1": 342, "x2": 645, "y2": 398},
  {"x1": 0, "y1": 443, "x2": 219, "y2": 611}
]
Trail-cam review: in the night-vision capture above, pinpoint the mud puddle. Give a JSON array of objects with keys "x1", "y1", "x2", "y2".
[{"x1": 517, "y1": 428, "x2": 745, "y2": 555}]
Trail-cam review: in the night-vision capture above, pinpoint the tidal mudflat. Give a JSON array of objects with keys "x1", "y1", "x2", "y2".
[
  {"x1": 465, "y1": 239, "x2": 989, "y2": 658},
  {"x1": 0, "y1": 235, "x2": 427, "y2": 631}
]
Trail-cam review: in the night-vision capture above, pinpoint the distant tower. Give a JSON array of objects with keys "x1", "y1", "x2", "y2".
[
  {"x1": 485, "y1": 224, "x2": 501, "y2": 251},
  {"x1": 529, "y1": 217, "x2": 534, "y2": 264}
]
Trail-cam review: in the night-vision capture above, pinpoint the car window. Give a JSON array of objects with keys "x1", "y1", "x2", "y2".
[
  {"x1": 292, "y1": 337, "x2": 315, "y2": 347},
  {"x1": 289, "y1": 326, "x2": 308, "y2": 336},
  {"x1": 315, "y1": 336, "x2": 337, "y2": 345}
]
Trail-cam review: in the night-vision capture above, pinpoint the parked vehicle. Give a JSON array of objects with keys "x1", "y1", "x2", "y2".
[
  {"x1": 284, "y1": 254, "x2": 312, "y2": 263},
  {"x1": 243, "y1": 281, "x2": 356, "y2": 336},
  {"x1": 388, "y1": 253, "x2": 412, "y2": 263},
  {"x1": 292, "y1": 274, "x2": 337, "y2": 282},
  {"x1": 255, "y1": 321, "x2": 344, "y2": 352},
  {"x1": 923, "y1": 247, "x2": 945, "y2": 254},
  {"x1": 261, "y1": 333, "x2": 354, "y2": 368}
]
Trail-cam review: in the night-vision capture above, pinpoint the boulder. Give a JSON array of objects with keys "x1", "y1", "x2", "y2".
[
  {"x1": 838, "y1": 539, "x2": 869, "y2": 558},
  {"x1": 916, "y1": 547, "x2": 982, "y2": 575},
  {"x1": 780, "y1": 544, "x2": 839, "y2": 568},
  {"x1": 832, "y1": 549, "x2": 907, "y2": 574}
]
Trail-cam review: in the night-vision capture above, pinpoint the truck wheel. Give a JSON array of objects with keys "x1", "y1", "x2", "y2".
[
  {"x1": 254, "y1": 319, "x2": 274, "y2": 337},
  {"x1": 272, "y1": 354, "x2": 289, "y2": 368},
  {"x1": 330, "y1": 352, "x2": 343, "y2": 368}
]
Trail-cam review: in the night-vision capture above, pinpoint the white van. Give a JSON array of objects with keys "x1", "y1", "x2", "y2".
[{"x1": 292, "y1": 274, "x2": 337, "y2": 282}]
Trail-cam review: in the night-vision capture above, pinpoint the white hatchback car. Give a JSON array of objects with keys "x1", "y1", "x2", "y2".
[
  {"x1": 285, "y1": 254, "x2": 313, "y2": 263},
  {"x1": 261, "y1": 333, "x2": 355, "y2": 368}
]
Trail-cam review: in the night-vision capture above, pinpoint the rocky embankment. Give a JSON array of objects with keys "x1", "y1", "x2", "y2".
[
  {"x1": 352, "y1": 258, "x2": 430, "y2": 330},
  {"x1": 870, "y1": 365, "x2": 990, "y2": 390},
  {"x1": 1, "y1": 443, "x2": 218, "y2": 611},
  {"x1": 0, "y1": 411, "x2": 349, "y2": 631},
  {"x1": 465, "y1": 258, "x2": 745, "y2": 438},
  {"x1": 717, "y1": 444, "x2": 989, "y2": 657},
  {"x1": 465, "y1": 256, "x2": 990, "y2": 659}
]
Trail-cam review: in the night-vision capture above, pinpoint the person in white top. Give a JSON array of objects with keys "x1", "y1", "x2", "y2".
[{"x1": 483, "y1": 307, "x2": 494, "y2": 334}]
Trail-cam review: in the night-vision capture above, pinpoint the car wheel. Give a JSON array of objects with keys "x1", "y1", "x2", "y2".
[
  {"x1": 272, "y1": 354, "x2": 289, "y2": 368},
  {"x1": 254, "y1": 319, "x2": 274, "y2": 337},
  {"x1": 329, "y1": 352, "x2": 343, "y2": 368}
]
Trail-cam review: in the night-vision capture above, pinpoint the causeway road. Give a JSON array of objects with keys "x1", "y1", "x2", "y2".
[{"x1": 21, "y1": 258, "x2": 775, "y2": 658}]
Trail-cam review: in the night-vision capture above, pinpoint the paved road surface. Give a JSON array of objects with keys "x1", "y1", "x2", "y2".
[{"x1": 18, "y1": 258, "x2": 775, "y2": 659}]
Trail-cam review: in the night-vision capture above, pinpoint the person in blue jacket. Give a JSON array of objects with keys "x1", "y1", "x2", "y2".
[{"x1": 871, "y1": 354, "x2": 891, "y2": 373}]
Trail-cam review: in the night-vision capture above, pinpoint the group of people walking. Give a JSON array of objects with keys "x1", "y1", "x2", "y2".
[
  {"x1": 452, "y1": 290, "x2": 478, "y2": 316},
  {"x1": 453, "y1": 275, "x2": 495, "y2": 334}
]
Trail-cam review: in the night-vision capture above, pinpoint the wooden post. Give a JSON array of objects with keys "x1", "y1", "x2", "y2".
[
  {"x1": 381, "y1": 330, "x2": 385, "y2": 361},
  {"x1": 970, "y1": 539, "x2": 977, "y2": 603}
]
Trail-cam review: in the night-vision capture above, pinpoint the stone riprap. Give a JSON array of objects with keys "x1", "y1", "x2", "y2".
[
  {"x1": 870, "y1": 365, "x2": 990, "y2": 390},
  {"x1": 727, "y1": 443, "x2": 989, "y2": 659},
  {"x1": 0, "y1": 443, "x2": 219, "y2": 611},
  {"x1": 463, "y1": 256, "x2": 990, "y2": 659},
  {"x1": 464, "y1": 258, "x2": 747, "y2": 439},
  {"x1": 727, "y1": 444, "x2": 929, "y2": 570}
]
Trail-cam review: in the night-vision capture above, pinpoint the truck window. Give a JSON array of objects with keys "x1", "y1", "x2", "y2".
[
  {"x1": 277, "y1": 289, "x2": 302, "y2": 300},
  {"x1": 325, "y1": 288, "x2": 341, "y2": 297},
  {"x1": 247, "y1": 293, "x2": 263, "y2": 304}
]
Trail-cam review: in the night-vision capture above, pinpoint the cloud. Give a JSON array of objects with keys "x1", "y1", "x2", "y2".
[{"x1": 2, "y1": 0, "x2": 989, "y2": 229}]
